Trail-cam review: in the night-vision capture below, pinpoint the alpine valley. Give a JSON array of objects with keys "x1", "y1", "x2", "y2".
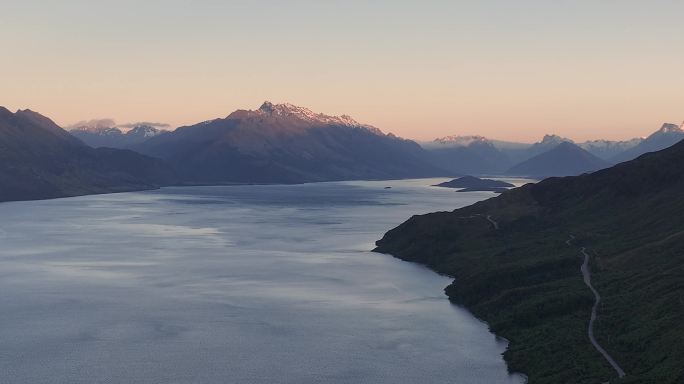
[
  {"x1": 2, "y1": 100, "x2": 684, "y2": 384},
  {"x1": 4, "y1": 101, "x2": 684, "y2": 203}
]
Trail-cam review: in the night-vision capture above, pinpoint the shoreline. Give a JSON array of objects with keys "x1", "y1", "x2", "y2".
[
  {"x1": 4, "y1": 177, "x2": 530, "y2": 381},
  {"x1": 1, "y1": 177, "x2": 530, "y2": 383},
  {"x1": 375, "y1": 247, "x2": 530, "y2": 383}
]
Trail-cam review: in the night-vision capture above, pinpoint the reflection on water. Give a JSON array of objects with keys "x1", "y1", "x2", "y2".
[{"x1": 0, "y1": 178, "x2": 530, "y2": 384}]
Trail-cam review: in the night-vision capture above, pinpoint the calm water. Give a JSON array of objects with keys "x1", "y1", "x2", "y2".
[{"x1": 0, "y1": 178, "x2": 530, "y2": 384}]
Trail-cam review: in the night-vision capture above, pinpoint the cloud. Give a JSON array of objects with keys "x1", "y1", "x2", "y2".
[
  {"x1": 67, "y1": 118, "x2": 116, "y2": 130},
  {"x1": 118, "y1": 121, "x2": 170, "y2": 129}
]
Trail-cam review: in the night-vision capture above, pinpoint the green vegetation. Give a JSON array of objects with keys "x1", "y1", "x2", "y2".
[{"x1": 375, "y1": 141, "x2": 684, "y2": 383}]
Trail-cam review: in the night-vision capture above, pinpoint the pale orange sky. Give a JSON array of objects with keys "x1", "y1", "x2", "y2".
[{"x1": 2, "y1": 1, "x2": 683, "y2": 142}]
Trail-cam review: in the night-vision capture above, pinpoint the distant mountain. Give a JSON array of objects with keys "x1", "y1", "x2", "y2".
[
  {"x1": 423, "y1": 136, "x2": 511, "y2": 175},
  {"x1": 427, "y1": 135, "x2": 491, "y2": 148},
  {"x1": 0, "y1": 107, "x2": 176, "y2": 202},
  {"x1": 506, "y1": 142, "x2": 611, "y2": 177},
  {"x1": 610, "y1": 122, "x2": 684, "y2": 163},
  {"x1": 526, "y1": 134, "x2": 573, "y2": 156},
  {"x1": 494, "y1": 134, "x2": 635, "y2": 165},
  {"x1": 70, "y1": 123, "x2": 168, "y2": 148},
  {"x1": 429, "y1": 135, "x2": 531, "y2": 150},
  {"x1": 579, "y1": 138, "x2": 642, "y2": 160},
  {"x1": 487, "y1": 134, "x2": 574, "y2": 166},
  {"x1": 128, "y1": 124, "x2": 167, "y2": 139},
  {"x1": 423, "y1": 133, "x2": 618, "y2": 176},
  {"x1": 423, "y1": 124, "x2": 679, "y2": 176},
  {"x1": 136, "y1": 102, "x2": 446, "y2": 184}
]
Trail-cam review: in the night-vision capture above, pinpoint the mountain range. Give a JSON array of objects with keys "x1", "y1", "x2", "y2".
[
  {"x1": 0, "y1": 107, "x2": 176, "y2": 202},
  {"x1": 3, "y1": 101, "x2": 683, "y2": 203},
  {"x1": 423, "y1": 123, "x2": 684, "y2": 176},
  {"x1": 423, "y1": 138, "x2": 511, "y2": 175},
  {"x1": 70, "y1": 123, "x2": 168, "y2": 148},
  {"x1": 610, "y1": 123, "x2": 684, "y2": 163},
  {"x1": 581, "y1": 138, "x2": 643, "y2": 160},
  {"x1": 67, "y1": 103, "x2": 684, "y2": 183},
  {"x1": 374, "y1": 135, "x2": 684, "y2": 383},
  {"x1": 134, "y1": 102, "x2": 445, "y2": 184}
]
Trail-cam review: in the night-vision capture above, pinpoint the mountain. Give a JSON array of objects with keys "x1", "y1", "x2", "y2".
[
  {"x1": 422, "y1": 125, "x2": 678, "y2": 176},
  {"x1": 422, "y1": 133, "x2": 617, "y2": 176},
  {"x1": 525, "y1": 134, "x2": 573, "y2": 156},
  {"x1": 374, "y1": 139, "x2": 684, "y2": 383},
  {"x1": 127, "y1": 124, "x2": 167, "y2": 140},
  {"x1": 423, "y1": 136, "x2": 511, "y2": 175},
  {"x1": 428, "y1": 135, "x2": 530, "y2": 151},
  {"x1": 492, "y1": 134, "x2": 572, "y2": 165},
  {"x1": 70, "y1": 123, "x2": 167, "y2": 148},
  {"x1": 507, "y1": 142, "x2": 611, "y2": 177},
  {"x1": 610, "y1": 122, "x2": 684, "y2": 163},
  {"x1": 457, "y1": 133, "x2": 572, "y2": 165},
  {"x1": 0, "y1": 107, "x2": 176, "y2": 202},
  {"x1": 136, "y1": 101, "x2": 446, "y2": 184},
  {"x1": 579, "y1": 138, "x2": 642, "y2": 160},
  {"x1": 428, "y1": 135, "x2": 491, "y2": 148}
]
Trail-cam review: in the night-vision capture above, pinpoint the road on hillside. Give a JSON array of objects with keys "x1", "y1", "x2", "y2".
[
  {"x1": 486, "y1": 215, "x2": 499, "y2": 230},
  {"x1": 579, "y1": 247, "x2": 626, "y2": 379}
]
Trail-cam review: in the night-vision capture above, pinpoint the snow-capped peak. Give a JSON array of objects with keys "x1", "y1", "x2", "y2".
[
  {"x1": 580, "y1": 137, "x2": 642, "y2": 149},
  {"x1": 432, "y1": 135, "x2": 489, "y2": 147},
  {"x1": 657, "y1": 123, "x2": 683, "y2": 134},
  {"x1": 68, "y1": 119, "x2": 119, "y2": 135},
  {"x1": 71, "y1": 125, "x2": 122, "y2": 136},
  {"x1": 538, "y1": 134, "x2": 573, "y2": 145},
  {"x1": 256, "y1": 101, "x2": 381, "y2": 133},
  {"x1": 127, "y1": 124, "x2": 165, "y2": 138}
]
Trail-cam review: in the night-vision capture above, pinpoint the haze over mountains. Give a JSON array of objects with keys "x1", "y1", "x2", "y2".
[
  {"x1": 610, "y1": 123, "x2": 684, "y2": 163},
  {"x1": 422, "y1": 123, "x2": 684, "y2": 176},
  {"x1": 423, "y1": 137, "x2": 511, "y2": 175},
  {"x1": 506, "y1": 142, "x2": 612, "y2": 177},
  {"x1": 0, "y1": 107, "x2": 176, "y2": 202}
]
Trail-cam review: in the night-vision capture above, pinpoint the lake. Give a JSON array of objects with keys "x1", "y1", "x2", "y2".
[{"x1": 0, "y1": 178, "x2": 530, "y2": 383}]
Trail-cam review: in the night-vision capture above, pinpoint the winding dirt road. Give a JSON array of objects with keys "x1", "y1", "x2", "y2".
[
  {"x1": 486, "y1": 215, "x2": 499, "y2": 230},
  {"x1": 579, "y1": 247, "x2": 626, "y2": 379},
  {"x1": 565, "y1": 234, "x2": 575, "y2": 246}
]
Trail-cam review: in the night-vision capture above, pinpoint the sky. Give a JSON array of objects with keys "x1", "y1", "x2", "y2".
[{"x1": 1, "y1": 0, "x2": 683, "y2": 142}]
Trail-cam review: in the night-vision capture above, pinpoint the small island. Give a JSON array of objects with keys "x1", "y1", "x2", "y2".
[{"x1": 433, "y1": 176, "x2": 515, "y2": 192}]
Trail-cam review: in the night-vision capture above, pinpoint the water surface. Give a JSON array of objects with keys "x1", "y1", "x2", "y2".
[{"x1": 0, "y1": 178, "x2": 530, "y2": 383}]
